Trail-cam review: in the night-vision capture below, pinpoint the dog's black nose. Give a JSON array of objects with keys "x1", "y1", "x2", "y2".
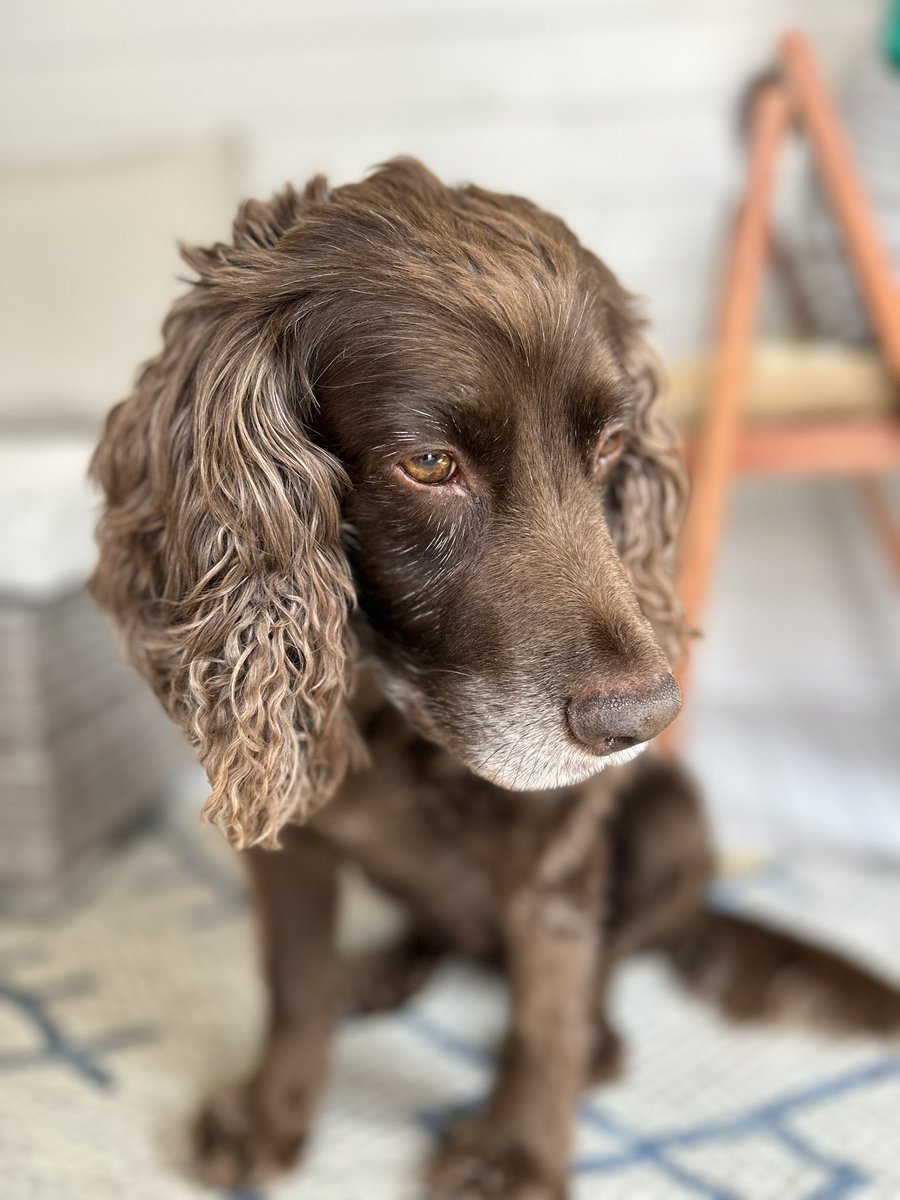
[{"x1": 566, "y1": 672, "x2": 681, "y2": 755}]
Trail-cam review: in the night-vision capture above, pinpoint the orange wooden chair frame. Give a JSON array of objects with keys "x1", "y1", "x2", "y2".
[{"x1": 670, "y1": 31, "x2": 900, "y2": 740}]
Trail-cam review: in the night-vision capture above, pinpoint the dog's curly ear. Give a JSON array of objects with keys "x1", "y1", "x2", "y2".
[
  {"x1": 606, "y1": 322, "x2": 689, "y2": 669},
  {"x1": 91, "y1": 196, "x2": 359, "y2": 848}
]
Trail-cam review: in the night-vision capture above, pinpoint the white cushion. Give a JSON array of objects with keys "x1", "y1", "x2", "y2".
[
  {"x1": 0, "y1": 433, "x2": 98, "y2": 596},
  {"x1": 0, "y1": 140, "x2": 241, "y2": 422}
]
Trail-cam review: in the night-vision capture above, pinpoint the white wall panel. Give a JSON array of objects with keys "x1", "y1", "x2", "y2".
[{"x1": 1, "y1": 0, "x2": 884, "y2": 369}]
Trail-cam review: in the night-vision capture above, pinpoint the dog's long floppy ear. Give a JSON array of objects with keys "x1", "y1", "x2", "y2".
[
  {"x1": 91, "y1": 189, "x2": 359, "y2": 848},
  {"x1": 605, "y1": 313, "x2": 689, "y2": 669}
]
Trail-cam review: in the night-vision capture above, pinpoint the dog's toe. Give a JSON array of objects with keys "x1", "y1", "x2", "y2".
[
  {"x1": 428, "y1": 1120, "x2": 566, "y2": 1200},
  {"x1": 191, "y1": 1086, "x2": 306, "y2": 1188}
]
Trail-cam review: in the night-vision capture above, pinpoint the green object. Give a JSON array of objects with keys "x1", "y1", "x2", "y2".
[{"x1": 886, "y1": 0, "x2": 900, "y2": 69}]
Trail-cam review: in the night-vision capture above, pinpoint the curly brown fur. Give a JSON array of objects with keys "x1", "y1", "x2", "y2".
[
  {"x1": 91, "y1": 160, "x2": 900, "y2": 1199},
  {"x1": 91, "y1": 178, "x2": 362, "y2": 848}
]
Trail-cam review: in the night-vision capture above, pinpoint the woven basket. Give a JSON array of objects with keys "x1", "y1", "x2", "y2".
[{"x1": 0, "y1": 584, "x2": 188, "y2": 909}]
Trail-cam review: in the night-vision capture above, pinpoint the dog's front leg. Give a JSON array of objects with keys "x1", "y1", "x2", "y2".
[
  {"x1": 193, "y1": 826, "x2": 338, "y2": 1189},
  {"x1": 430, "y1": 814, "x2": 603, "y2": 1200}
]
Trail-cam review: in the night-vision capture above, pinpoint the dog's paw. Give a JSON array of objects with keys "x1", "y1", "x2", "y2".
[
  {"x1": 191, "y1": 1084, "x2": 306, "y2": 1188},
  {"x1": 428, "y1": 1121, "x2": 566, "y2": 1200}
]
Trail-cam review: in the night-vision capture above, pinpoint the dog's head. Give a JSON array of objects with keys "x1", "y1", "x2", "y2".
[{"x1": 92, "y1": 159, "x2": 687, "y2": 848}]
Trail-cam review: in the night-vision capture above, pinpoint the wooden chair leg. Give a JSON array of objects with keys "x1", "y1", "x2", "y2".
[
  {"x1": 780, "y1": 31, "x2": 900, "y2": 379},
  {"x1": 671, "y1": 83, "x2": 791, "y2": 728},
  {"x1": 858, "y1": 475, "x2": 900, "y2": 577}
]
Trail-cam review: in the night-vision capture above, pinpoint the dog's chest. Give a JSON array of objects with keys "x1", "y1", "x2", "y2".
[
  {"x1": 314, "y1": 727, "x2": 612, "y2": 958},
  {"x1": 315, "y1": 767, "x2": 503, "y2": 956}
]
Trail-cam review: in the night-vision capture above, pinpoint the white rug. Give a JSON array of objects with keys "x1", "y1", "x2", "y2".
[{"x1": 2, "y1": 806, "x2": 900, "y2": 1200}]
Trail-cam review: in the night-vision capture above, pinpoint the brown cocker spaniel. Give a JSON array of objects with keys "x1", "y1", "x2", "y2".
[{"x1": 91, "y1": 159, "x2": 900, "y2": 1198}]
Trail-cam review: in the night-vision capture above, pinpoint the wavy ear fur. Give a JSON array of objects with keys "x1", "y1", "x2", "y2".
[
  {"x1": 91, "y1": 185, "x2": 359, "y2": 848},
  {"x1": 606, "y1": 320, "x2": 688, "y2": 669}
]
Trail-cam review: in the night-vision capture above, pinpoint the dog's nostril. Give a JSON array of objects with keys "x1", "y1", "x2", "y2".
[
  {"x1": 566, "y1": 672, "x2": 681, "y2": 756},
  {"x1": 602, "y1": 735, "x2": 639, "y2": 754}
]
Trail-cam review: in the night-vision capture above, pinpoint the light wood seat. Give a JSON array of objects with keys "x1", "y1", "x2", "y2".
[{"x1": 666, "y1": 340, "x2": 898, "y2": 428}]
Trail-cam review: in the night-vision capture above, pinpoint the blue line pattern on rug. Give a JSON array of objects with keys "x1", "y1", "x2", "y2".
[
  {"x1": 0, "y1": 971, "x2": 156, "y2": 1089},
  {"x1": 406, "y1": 1009, "x2": 900, "y2": 1200}
]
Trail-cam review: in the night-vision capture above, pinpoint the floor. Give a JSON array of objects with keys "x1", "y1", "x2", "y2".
[{"x1": 683, "y1": 476, "x2": 900, "y2": 858}]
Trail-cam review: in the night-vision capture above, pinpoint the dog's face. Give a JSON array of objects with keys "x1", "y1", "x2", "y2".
[
  {"x1": 92, "y1": 159, "x2": 687, "y2": 846},
  {"x1": 307, "y1": 166, "x2": 683, "y2": 790}
]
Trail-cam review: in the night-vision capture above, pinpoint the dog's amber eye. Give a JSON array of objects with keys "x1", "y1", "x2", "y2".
[
  {"x1": 400, "y1": 451, "x2": 457, "y2": 485},
  {"x1": 594, "y1": 427, "x2": 627, "y2": 472}
]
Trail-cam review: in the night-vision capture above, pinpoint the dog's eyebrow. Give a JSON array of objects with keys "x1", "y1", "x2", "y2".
[
  {"x1": 563, "y1": 361, "x2": 635, "y2": 416},
  {"x1": 590, "y1": 377, "x2": 638, "y2": 423},
  {"x1": 382, "y1": 393, "x2": 510, "y2": 462}
]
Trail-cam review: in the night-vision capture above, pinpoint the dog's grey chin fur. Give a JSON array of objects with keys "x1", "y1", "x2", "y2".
[{"x1": 467, "y1": 739, "x2": 649, "y2": 793}]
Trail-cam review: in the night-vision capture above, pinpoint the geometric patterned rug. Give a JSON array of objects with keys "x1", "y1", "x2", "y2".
[{"x1": 2, "y1": 804, "x2": 899, "y2": 1200}]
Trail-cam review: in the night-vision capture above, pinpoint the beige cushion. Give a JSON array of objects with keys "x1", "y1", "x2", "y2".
[
  {"x1": 666, "y1": 340, "x2": 899, "y2": 427},
  {"x1": 0, "y1": 140, "x2": 242, "y2": 422}
]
